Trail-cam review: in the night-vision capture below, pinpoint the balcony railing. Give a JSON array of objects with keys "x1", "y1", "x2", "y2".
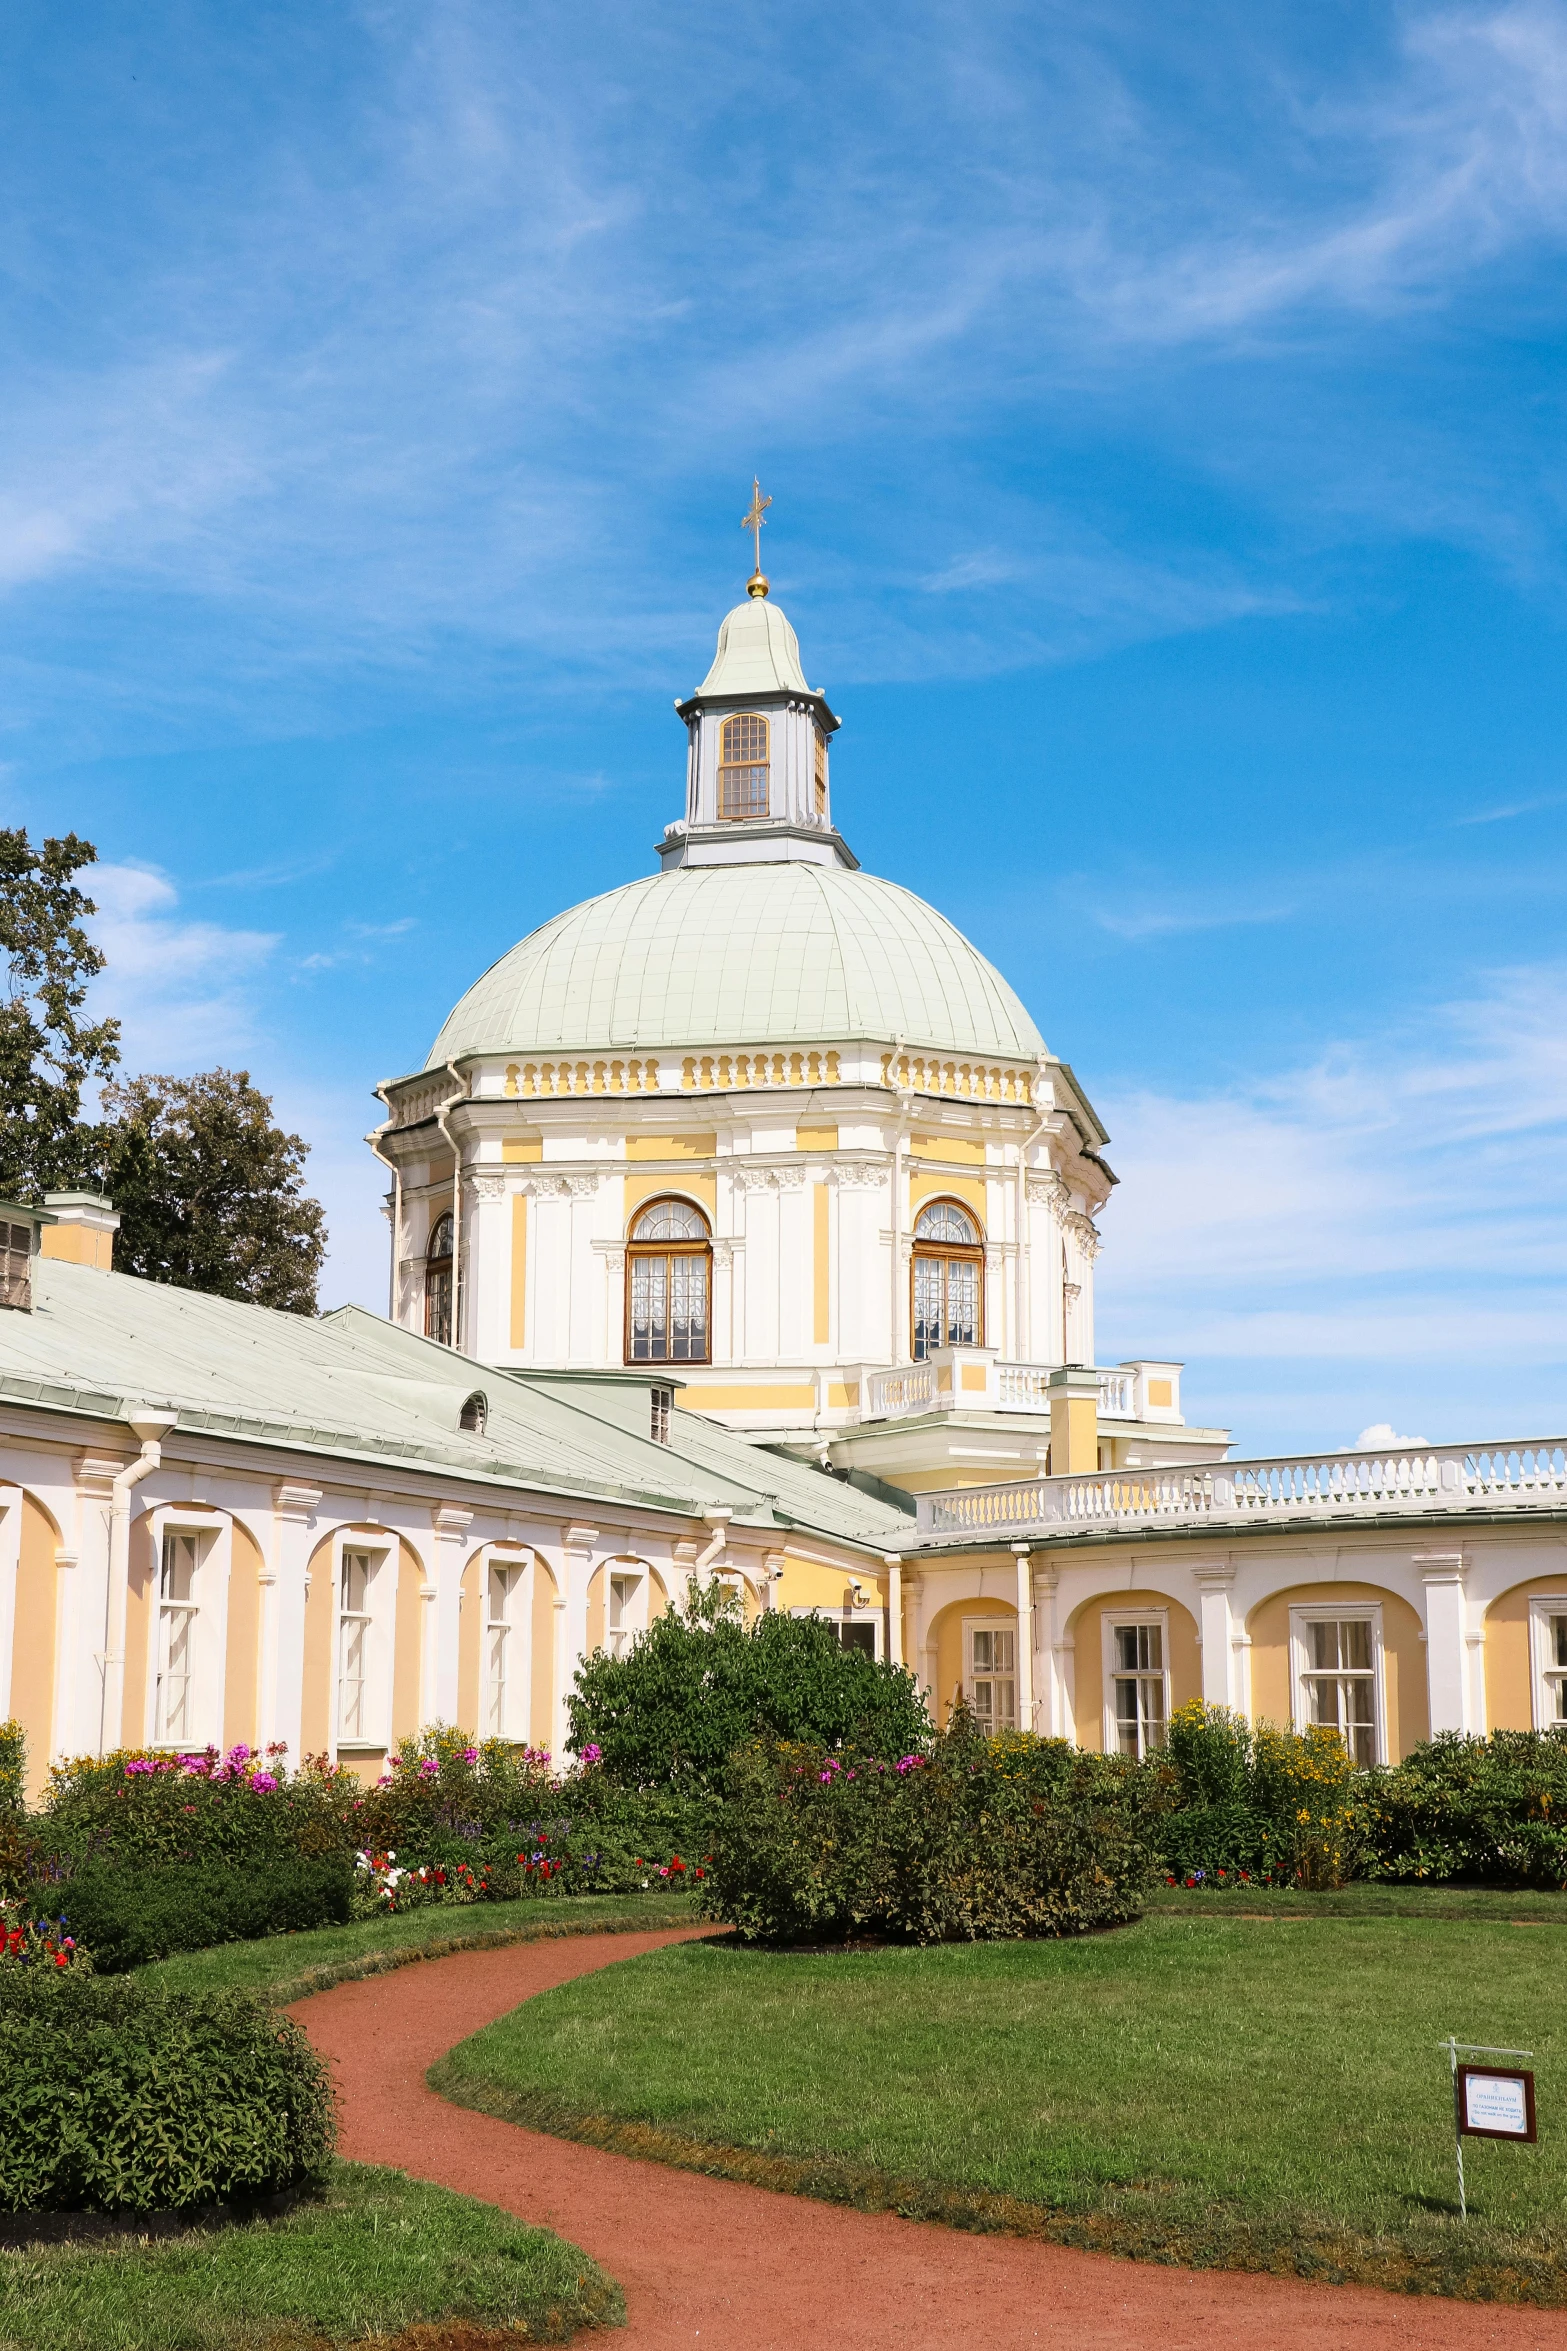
[
  {"x1": 915, "y1": 1440, "x2": 1567, "y2": 1539},
  {"x1": 863, "y1": 1360, "x2": 1143, "y2": 1422}
]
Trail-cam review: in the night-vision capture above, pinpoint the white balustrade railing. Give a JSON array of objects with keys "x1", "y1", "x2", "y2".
[
  {"x1": 866, "y1": 1364, "x2": 935, "y2": 1418},
  {"x1": 864, "y1": 1361, "x2": 1141, "y2": 1422},
  {"x1": 916, "y1": 1440, "x2": 1567, "y2": 1539}
]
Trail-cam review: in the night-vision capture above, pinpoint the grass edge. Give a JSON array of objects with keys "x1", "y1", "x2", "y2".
[
  {"x1": 242, "y1": 1904, "x2": 697, "y2": 2007},
  {"x1": 426, "y1": 2070, "x2": 1567, "y2": 2308}
]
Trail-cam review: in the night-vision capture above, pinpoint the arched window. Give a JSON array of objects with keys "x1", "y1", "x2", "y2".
[
  {"x1": 425, "y1": 1213, "x2": 454, "y2": 1346},
  {"x1": 626, "y1": 1197, "x2": 711, "y2": 1363},
  {"x1": 911, "y1": 1199, "x2": 983, "y2": 1360},
  {"x1": 718, "y1": 712, "x2": 769, "y2": 819},
  {"x1": 459, "y1": 1391, "x2": 488, "y2": 1434}
]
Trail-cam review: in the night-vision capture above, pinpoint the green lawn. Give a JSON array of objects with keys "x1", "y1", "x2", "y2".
[
  {"x1": 0, "y1": 2162, "x2": 620, "y2": 2349},
  {"x1": 137, "y1": 1889, "x2": 696, "y2": 2004},
  {"x1": 433, "y1": 1910, "x2": 1567, "y2": 2300},
  {"x1": 1147, "y1": 1882, "x2": 1567, "y2": 1921}
]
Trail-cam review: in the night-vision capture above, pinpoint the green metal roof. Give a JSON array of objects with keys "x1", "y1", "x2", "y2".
[
  {"x1": 695, "y1": 596, "x2": 811, "y2": 696},
  {"x1": 0, "y1": 1257, "x2": 914, "y2": 1550},
  {"x1": 422, "y1": 863, "x2": 1047, "y2": 1070}
]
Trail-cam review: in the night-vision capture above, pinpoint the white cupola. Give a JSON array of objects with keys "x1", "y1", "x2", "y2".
[{"x1": 660, "y1": 575, "x2": 852, "y2": 871}]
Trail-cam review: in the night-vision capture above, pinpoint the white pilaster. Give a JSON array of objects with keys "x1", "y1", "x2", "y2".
[
  {"x1": 555, "y1": 1522, "x2": 598, "y2": 1759},
  {"x1": 429, "y1": 1505, "x2": 472, "y2": 1725},
  {"x1": 266, "y1": 1483, "x2": 322, "y2": 1762},
  {"x1": 1013, "y1": 1544, "x2": 1035, "y2": 1731},
  {"x1": 1418, "y1": 1553, "x2": 1471, "y2": 1735},
  {"x1": 73, "y1": 1454, "x2": 118, "y2": 1757},
  {"x1": 1191, "y1": 1564, "x2": 1239, "y2": 1710}
]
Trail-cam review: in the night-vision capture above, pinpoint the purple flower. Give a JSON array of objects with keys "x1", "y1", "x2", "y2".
[
  {"x1": 581, "y1": 1743, "x2": 602, "y2": 1765},
  {"x1": 418, "y1": 1758, "x2": 440, "y2": 1778},
  {"x1": 461, "y1": 1747, "x2": 479, "y2": 1764},
  {"x1": 251, "y1": 1771, "x2": 278, "y2": 1793},
  {"x1": 124, "y1": 1758, "x2": 154, "y2": 1777}
]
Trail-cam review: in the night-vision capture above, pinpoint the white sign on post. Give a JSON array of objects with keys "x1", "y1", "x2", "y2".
[{"x1": 1461, "y1": 2071, "x2": 1532, "y2": 2139}]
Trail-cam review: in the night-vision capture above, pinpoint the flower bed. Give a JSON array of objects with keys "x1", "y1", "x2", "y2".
[{"x1": 702, "y1": 1709, "x2": 1159, "y2": 1944}]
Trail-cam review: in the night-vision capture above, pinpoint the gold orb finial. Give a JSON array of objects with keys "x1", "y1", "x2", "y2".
[{"x1": 741, "y1": 476, "x2": 772, "y2": 596}]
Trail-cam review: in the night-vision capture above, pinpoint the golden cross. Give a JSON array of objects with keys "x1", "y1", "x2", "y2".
[{"x1": 741, "y1": 476, "x2": 772, "y2": 572}]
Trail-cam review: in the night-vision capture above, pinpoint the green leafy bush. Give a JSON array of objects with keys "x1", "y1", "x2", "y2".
[
  {"x1": 0, "y1": 1718, "x2": 25, "y2": 1815},
  {"x1": 1159, "y1": 1704, "x2": 1368, "y2": 1888},
  {"x1": 568, "y1": 1576, "x2": 931, "y2": 1788},
  {"x1": 0, "y1": 1971, "x2": 334, "y2": 2211},
  {"x1": 42, "y1": 1744, "x2": 356, "y2": 1869},
  {"x1": 37, "y1": 1855, "x2": 354, "y2": 1972},
  {"x1": 703, "y1": 1709, "x2": 1158, "y2": 1944},
  {"x1": 1364, "y1": 1730, "x2": 1567, "y2": 1886}
]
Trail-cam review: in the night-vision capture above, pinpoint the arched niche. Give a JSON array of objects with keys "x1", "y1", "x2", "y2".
[
  {"x1": 1246, "y1": 1580, "x2": 1428, "y2": 1762},
  {"x1": 1063, "y1": 1586, "x2": 1200, "y2": 1755}
]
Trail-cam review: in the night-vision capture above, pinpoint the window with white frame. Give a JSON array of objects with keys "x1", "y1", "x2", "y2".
[
  {"x1": 790, "y1": 1605, "x2": 882, "y2": 1660},
  {"x1": 486, "y1": 1563, "x2": 520, "y2": 1735},
  {"x1": 1104, "y1": 1615, "x2": 1168, "y2": 1758},
  {"x1": 606, "y1": 1570, "x2": 642, "y2": 1659},
  {"x1": 965, "y1": 1622, "x2": 1016, "y2": 1732},
  {"x1": 155, "y1": 1531, "x2": 201, "y2": 1742},
  {"x1": 1528, "y1": 1597, "x2": 1567, "y2": 1730},
  {"x1": 337, "y1": 1549, "x2": 376, "y2": 1742},
  {"x1": 1291, "y1": 1608, "x2": 1381, "y2": 1767}
]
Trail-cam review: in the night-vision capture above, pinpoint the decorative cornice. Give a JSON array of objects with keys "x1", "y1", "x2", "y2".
[
  {"x1": 273, "y1": 1481, "x2": 324, "y2": 1520},
  {"x1": 472, "y1": 1176, "x2": 506, "y2": 1201},
  {"x1": 1027, "y1": 1174, "x2": 1071, "y2": 1212},
  {"x1": 831, "y1": 1162, "x2": 887, "y2": 1190}
]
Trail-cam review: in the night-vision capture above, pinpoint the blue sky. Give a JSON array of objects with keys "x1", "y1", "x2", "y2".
[{"x1": 5, "y1": 0, "x2": 1567, "y2": 1455}]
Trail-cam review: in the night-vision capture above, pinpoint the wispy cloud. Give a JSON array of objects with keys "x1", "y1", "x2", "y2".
[
  {"x1": 84, "y1": 864, "x2": 279, "y2": 1072},
  {"x1": 1095, "y1": 959, "x2": 1567, "y2": 1448}
]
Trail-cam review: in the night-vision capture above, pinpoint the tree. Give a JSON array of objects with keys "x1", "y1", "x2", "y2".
[
  {"x1": 566, "y1": 1576, "x2": 931, "y2": 1787},
  {"x1": 0, "y1": 830, "x2": 120, "y2": 1200},
  {"x1": 94, "y1": 1070, "x2": 327, "y2": 1314}
]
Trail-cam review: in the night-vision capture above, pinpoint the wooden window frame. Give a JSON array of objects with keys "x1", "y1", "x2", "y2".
[
  {"x1": 624, "y1": 1195, "x2": 713, "y2": 1365},
  {"x1": 718, "y1": 711, "x2": 770, "y2": 820},
  {"x1": 910, "y1": 1197, "x2": 985, "y2": 1361},
  {"x1": 425, "y1": 1212, "x2": 454, "y2": 1345},
  {"x1": 963, "y1": 1618, "x2": 1017, "y2": 1732},
  {"x1": 1289, "y1": 1604, "x2": 1386, "y2": 1768},
  {"x1": 1527, "y1": 1596, "x2": 1567, "y2": 1731}
]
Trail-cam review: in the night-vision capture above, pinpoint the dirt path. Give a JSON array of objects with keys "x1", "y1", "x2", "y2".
[{"x1": 295, "y1": 1927, "x2": 1567, "y2": 2350}]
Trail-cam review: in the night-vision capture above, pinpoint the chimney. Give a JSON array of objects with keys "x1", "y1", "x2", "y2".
[{"x1": 40, "y1": 1191, "x2": 120, "y2": 1273}]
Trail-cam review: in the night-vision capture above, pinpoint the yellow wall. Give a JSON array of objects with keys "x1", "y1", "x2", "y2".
[
  {"x1": 911, "y1": 1134, "x2": 986, "y2": 1166},
  {"x1": 677, "y1": 1384, "x2": 816, "y2": 1412},
  {"x1": 391, "y1": 1540, "x2": 424, "y2": 1743},
  {"x1": 626, "y1": 1132, "x2": 718, "y2": 1160},
  {"x1": 509, "y1": 1193, "x2": 527, "y2": 1348},
  {"x1": 458, "y1": 1549, "x2": 483, "y2": 1732},
  {"x1": 909, "y1": 1172, "x2": 988, "y2": 1225},
  {"x1": 1485, "y1": 1574, "x2": 1567, "y2": 1731},
  {"x1": 222, "y1": 1517, "x2": 265, "y2": 1752},
  {"x1": 531, "y1": 1556, "x2": 558, "y2": 1751},
  {"x1": 1247, "y1": 1581, "x2": 1428, "y2": 1756},
  {"x1": 123, "y1": 1511, "x2": 157, "y2": 1748},
  {"x1": 501, "y1": 1133, "x2": 543, "y2": 1163},
  {"x1": 586, "y1": 1561, "x2": 605, "y2": 1656},
  {"x1": 301, "y1": 1533, "x2": 336, "y2": 1757},
  {"x1": 11, "y1": 1491, "x2": 59, "y2": 1798},
  {"x1": 796, "y1": 1124, "x2": 837, "y2": 1151},
  {"x1": 1067, "y1": 1587, "x2": 1200, "y2": 1751},
  {"x1": 925, "y1": 1594, "x2": 1016, "y2": 1727},
  {"x1": 623, "y1": 1170, "x2": 718, "y2": 1224}
]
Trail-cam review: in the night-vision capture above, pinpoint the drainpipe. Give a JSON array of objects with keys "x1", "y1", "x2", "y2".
[
  {"x1": 366, "y1": 1083, "x2": 402, "y2": 1324},
  {"x1": 98, "y1": 1407, "x2": 178, "y2": 1758},
  {"x1": 434, "y1": 1059, "x2": 470, "y2": 1351},
  {"x1": 1015, "y1": 1057, "x2": 1052, "y2": 1365},
  {"x1": 694, "y1": 1507, "x2": 733, "y2": 1572}
]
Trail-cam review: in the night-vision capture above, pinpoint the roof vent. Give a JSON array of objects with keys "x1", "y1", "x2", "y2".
[
  {"x1": 459, "y1": 1391, "x2": 488, "y2": 1435},
  {"x1": 40, "y1": 1191, "x2": 119, "y2": 1272}
]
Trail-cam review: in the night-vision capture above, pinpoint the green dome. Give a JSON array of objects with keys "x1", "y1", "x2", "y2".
[{"x1": 425, "y1": 864, "x2": 1045, "y2": 1068}]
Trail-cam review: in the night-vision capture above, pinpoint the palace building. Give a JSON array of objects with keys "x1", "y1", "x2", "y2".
[{"x1": 1, "y1": 541, "x2": 1564, "y2": 1789}]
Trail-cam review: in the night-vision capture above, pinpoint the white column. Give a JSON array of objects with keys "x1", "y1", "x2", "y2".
[
  {"x1": 1418, "y1": 1553, "x2": 1470, "y2": 1738},
  {"x1": 554, "y1": 1522, "x2": 598, "y2": 1759},
  {"x1": 883, "y1": 1554, "x2": 903, "y2": 1666},
  {"x1": 1034, "y1": 1567, "x2": 1066, "y2": 1737},
  {"x1": 429, "y1": 1505, "x2": 472, "y2": 1726},
  {"x1": 670, "y1": 1535, "x2": 700, "y2": 1613},
  {"x1": 1013, "y1": 1544, "x2": 1035, "y2": 1731},
  {"x1": 1191, "y1": 1564, "x2": 1238, "y2": 1710},
  {"x1": 265, "y1": 1482, "x2": 322, "y2": 1762}
]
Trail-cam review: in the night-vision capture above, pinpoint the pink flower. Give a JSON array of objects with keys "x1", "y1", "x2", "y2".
[
  {"x1": 418, "y1": 1758, "x2": 440, "y2": 1778},
  {"x1": 124, "y1": 1758, "x2": 154, "y2": 1777},
  {"x1": 582, "y1": 1743, "x2": 602, "y2": 1764},
  {"x1": 461, "y1": 1747, "x2": 479, "y2": 1764},
  {"x1": 251, "y1": 1771, "x2": 278, "y2": 1792}
]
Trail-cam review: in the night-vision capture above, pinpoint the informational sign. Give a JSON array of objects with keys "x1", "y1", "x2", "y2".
[{"x1": 1457, "y1": 2065, "x2": 1537, "y2": 2143}]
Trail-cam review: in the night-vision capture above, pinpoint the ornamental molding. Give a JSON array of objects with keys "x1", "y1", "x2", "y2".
[
  {"x1": 273, "y1": 1481, "x2": 324, "y2": 1520},
  {"x1": 524, "y1": 1176, "x2": 573, "y2": 1200},
  {"x1": 1064, "y1": 1211, "x2": 1102, "y2": 1259},
  {"x1": 830, "y1": 1162, "x2": 887, "y2": 1190},
  {"x1": 74, "y1": 1454, "x2": 124, "y2": 1495},
  {"x1": 712, "y1": 1240, "x2": 735, "y2": 1270},
  {"x1": 602, "y1": 1245, "x2": 626, "y2": 1274},
  {"x1": 731, "y1": 1165, "x2": 778, "y2": 1193},
  {"x1": 1026, "y1": 1175, "x2": 1071, "y2": 1212},
  {"x1": 565, "y1": 1173, "x2": 599, "y2": 1199},
  {"x1": 472, "y1": 1176, "x2": 506, "y2": 1201}
]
